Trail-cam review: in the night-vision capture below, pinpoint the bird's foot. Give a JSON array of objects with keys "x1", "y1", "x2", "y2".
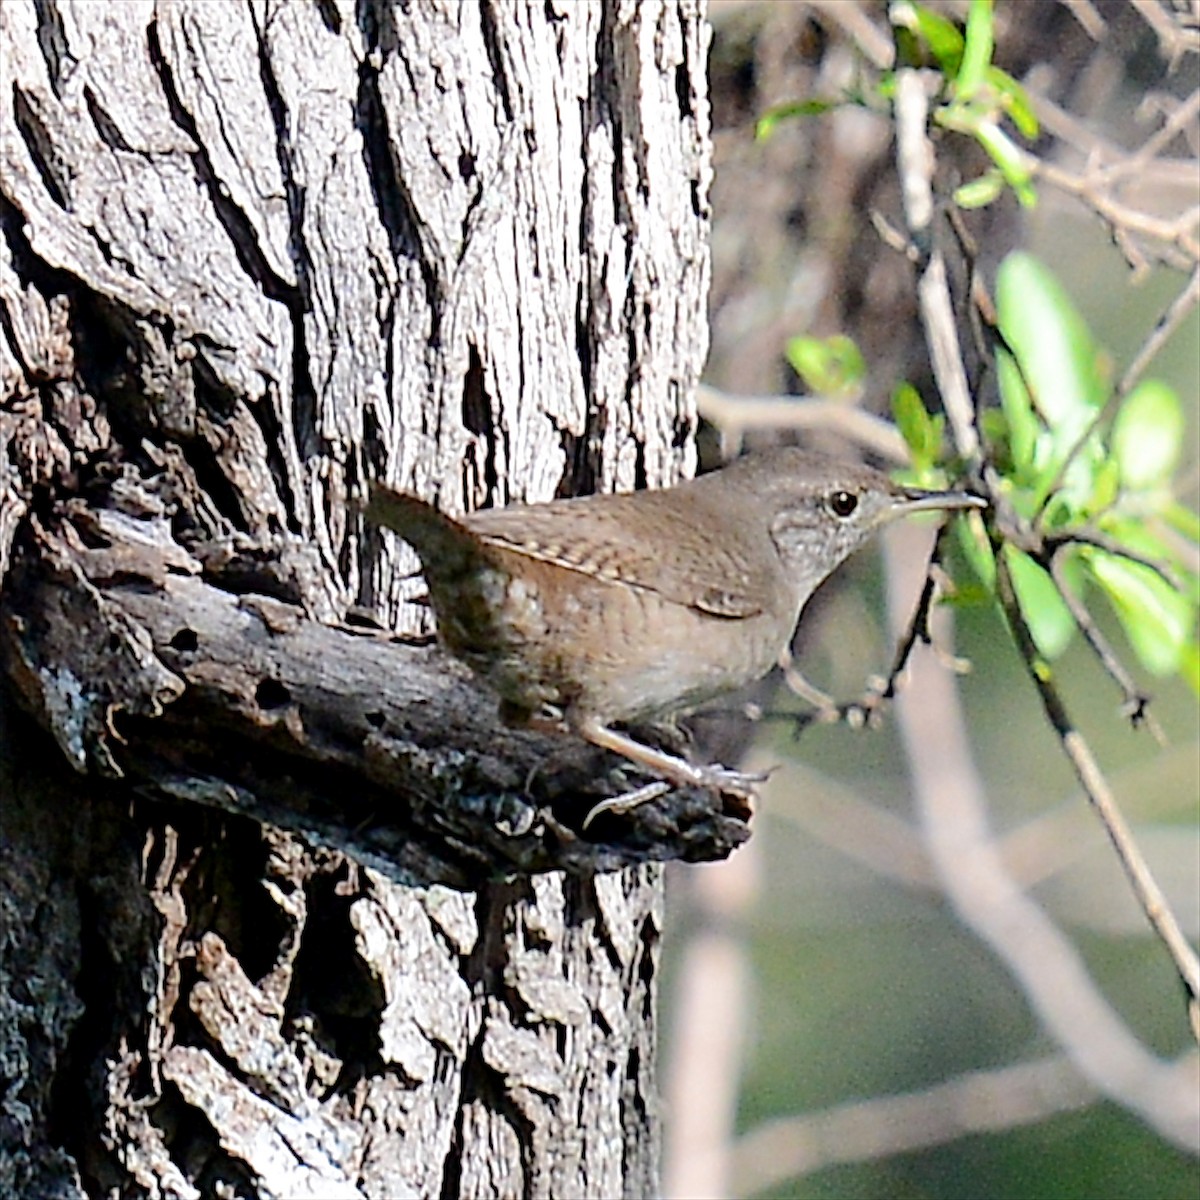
[{"x1": 690, "y1": 762, "x2": 769, "y2": 800}]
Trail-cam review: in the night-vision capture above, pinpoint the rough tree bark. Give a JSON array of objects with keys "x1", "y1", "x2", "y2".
[{"x1": 0, "y1": 2, "x2": 722, "y2": 1196}]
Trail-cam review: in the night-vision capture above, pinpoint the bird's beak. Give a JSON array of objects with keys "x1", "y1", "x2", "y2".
[{"x1": 894, "y1": 486, "x2": 988, "y2": 515}]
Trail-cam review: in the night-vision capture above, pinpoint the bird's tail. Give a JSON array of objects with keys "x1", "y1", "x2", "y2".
[{"x1": 364, "y1": 484, "x2": 481, "y2": 577}]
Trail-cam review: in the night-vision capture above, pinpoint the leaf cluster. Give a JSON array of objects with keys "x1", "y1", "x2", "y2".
[
  {"x1": 759, "y1": 0, "x2": 1199, "y2": 697},
  {"x1": 760, "y1": 0, "x2": 1040, "y2": 209}
]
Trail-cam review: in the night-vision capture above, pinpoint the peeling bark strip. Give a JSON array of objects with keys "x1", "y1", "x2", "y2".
[{"x1": 1, "y1": 1, "x2": 711, "y2": 1194}]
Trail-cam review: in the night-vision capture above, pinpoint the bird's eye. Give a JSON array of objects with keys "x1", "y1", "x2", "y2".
[{"x1": 826, "y1": 490, "x2": 859, "y2": 519}]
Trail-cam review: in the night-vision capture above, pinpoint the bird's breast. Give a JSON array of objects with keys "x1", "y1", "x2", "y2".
[{"x1": 426, "y1": 548, "x2": 796, "y2": 724}]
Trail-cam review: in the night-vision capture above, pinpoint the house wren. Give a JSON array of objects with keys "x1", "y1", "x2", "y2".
[{"x1": 367, "y1": 448, "x2": 984, "y2": 808}]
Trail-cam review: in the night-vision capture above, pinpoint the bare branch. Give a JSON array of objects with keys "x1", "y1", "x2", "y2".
[
  {"x1": 1045, "y1": 528, "x2": 1184, "y2": 593},
  {"x1": 809, "y1": 0, "x2": 895, "y2": 69},
  {"x1": 1112, "y1": 88, "x2": 1200, "y2": 183},
  {"x1": 661, "y1": 848, "x2": 761, "y2": 1200},
  {"x1": 1128, "y1": 0, "x2": 1200, "y2": 63},
  {"x1": 889, "y1": 526, "x2": 1198, "y2": 1149},
  {"x1": 1118, "y1": 261, "x2": 1200, "y2": 398},
  {"x1": 994, "y1": 547, "x2": 1200, "y2": 1020},
  {"x1": 1059, "y1": 0, "x2": 1109, "y2": 40},
  {"x1": 696, "y1": 384, "x2": 911, "y2": 463},
  {"x1": 893, "y1": 71, "x2": 982, "y2": 462},
  {"x1": 731, "y1": 1055, "x2": 1096, "y2": 1197},
  {"x1": 1031, "y1": 262, "x2": 1200, "y2": 514},
  {"x1": 781, "y1": 524, "x2": 966, "y2": 732}
]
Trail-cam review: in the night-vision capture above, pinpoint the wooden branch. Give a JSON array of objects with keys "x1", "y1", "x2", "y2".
[{"x1": 1, "y1": 514, "x2": 749, "y2": 890}]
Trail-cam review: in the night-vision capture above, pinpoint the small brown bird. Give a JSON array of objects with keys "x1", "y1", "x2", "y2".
[{"x1": 367, "y1": 448, "x2": 984, "y2": 810}]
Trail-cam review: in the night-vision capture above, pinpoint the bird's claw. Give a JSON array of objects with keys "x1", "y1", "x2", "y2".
[
  {"x1": 581, "y1": 763, "x2": 768, "y2": 828},
  {"x1": 582, "y1": 781, "x2": 673, "y2": 830}
]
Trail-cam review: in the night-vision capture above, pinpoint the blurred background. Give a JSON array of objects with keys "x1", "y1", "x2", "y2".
[{"x1": 660, "y1": 2, "x2": 1200, "y2": 1197}]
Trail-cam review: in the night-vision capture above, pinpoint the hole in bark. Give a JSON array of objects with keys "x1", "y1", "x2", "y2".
[
  {"x1": 365, "y1": 710, "x2": 385, "y2": 729},
  {"x1": 675, "y1": 62, "x2": 692, "y2": 118},
  {"x1": 460, "y1": 344, "x2": 491, "y2": 437},
  {"x1": 73, "y1": 521, "x2": 112, "y2": 550},
  {"x1": 255, "y1": 678, "x2": 291, "y2": 709},
  {"x1": 289, "y1": 867, "x2": 386, "y2": 1067},
  {"x1": 169, "y1": 627, "x2": 198, "y2": 652}
]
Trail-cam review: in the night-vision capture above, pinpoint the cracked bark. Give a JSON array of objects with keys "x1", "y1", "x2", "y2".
[{"x1": 0, "y1": 2, "x2": 716, "y2": 1196}]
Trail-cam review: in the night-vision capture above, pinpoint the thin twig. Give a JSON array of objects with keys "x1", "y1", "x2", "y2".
[
  {"x1": 893, "y1": 71, "x2": 982, "y2": 463},
  {"x1": 781, "y1": 526, "x2": 961, "y2": 734},
  {"x1": 1045, "y1": 528, "x2": 1185, "y2": 592},
  {"x1": 1117, "y1": 261, "x2": 1200, "y2": 399},
  {"x1": 995, "y1": 545, "x2": 1200, "y2": 1016},
  {"x1": 1059, "y1": 0, "x2": 1108, "y2": 39},
  {"x1": 1128, "y1": 0, "x2": 1200, "y2": 62},
  {"x1": 809, "y1": 0, "x2": 894, "y2": 69},
  {"x1": 888, "y1": 526, "x2": 1199, "y2": 1149},
  {"x1": 858, "y1": 536, "x2": 943, "y2": 704},
  {"x1": 1031, "y1": 157, "x2": 1200, "y2": 264},
  {"x1": 1110, "y1": 88, "x2": 1200, "y2": 182},
  {"x1": 1015, "y1": 80, "x2": 1200, "y2": 275},
  {"x1": 661, "y1": 850, "x2": 758, "y2": 1200},
  {"x1": 1047, "y1": 548, "x2": 1164, "y2": 741}
]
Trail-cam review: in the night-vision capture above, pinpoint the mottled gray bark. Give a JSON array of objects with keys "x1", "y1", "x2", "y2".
[{"x1": 0, "y1": 2, "x2": 714, "y2": 1196}]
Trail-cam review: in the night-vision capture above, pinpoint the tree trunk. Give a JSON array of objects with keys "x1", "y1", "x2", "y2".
[{"x1": 0, "y1": 2, "x2": 716, "y2": 1195}]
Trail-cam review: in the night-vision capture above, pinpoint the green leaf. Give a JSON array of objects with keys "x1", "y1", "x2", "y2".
[
  {"x1": 1100, "y1": 515, "x2": 1198, "y2": 593},
  {"x1": 1057, "y1": 547, "x2": 1088, "y2": 598},
  {"x1": 943, "y1": 580, "x2": 994, "y2": 609},
  {"x1": 979, "y1": 407, "x2": 1018, "y2": 471},
  {"x1": 1085, "y1": 549, "x2": 1195, "y2": 676},
  {"x1": 954, "y1": 170, "x2": 1007, "y2": 209},
  {"x1": 973, "y1": 121, "x2": 1037, "y2": 206},
  {"x1": 1095, "y1": 516, "x2": 1199, "y2": 603},
  {"x1": 995, "y1": 253, "x2": 1112, "y2": 503},
  {"x1": 1005, "y1": 545, "x2": 1077, "y2": 660},
  {"x1": 1181, "y1": 641, "x2": 1200, "y2": 697},
  {"x1": 892, "y1": 384, "x2": 940, "y2": 469},
  {"x1": 1162, "y1": 501, "x2": 1200, "y2": 544},
  {"x1": 956, "y1": 0, "x2": 994, "y2": 99},
  {"x1": 955, "y1": 513, "x2": 996, "y2": 589},
  {"x1": 785, "y1": 335, "x2": 866, "y2": 398},
  {"x1": 901, "y1": 3, "x2": 965, "y2": 74},
  {"x1": 757, "y1": 100, "x2": 836, "y2": 140},
  {"x1": 994, "y1": 347, "x2": 1040, "y2": 471},
  {"x1": 1087, "y1": 457, "x2": 1121, "y2": 515},
  {"x1": 1112, "y1": 379, "x2": 1184, "y2": 490},
  {"x1": 1039, "y1": 490, "x2": 1078, "y2": 533},
  {"x1": 988, "y1": 66, "x2": 1039, "y2": 138},
  {"x1": 996, "y1": 252, "x2": 1109, "y2": 426}
]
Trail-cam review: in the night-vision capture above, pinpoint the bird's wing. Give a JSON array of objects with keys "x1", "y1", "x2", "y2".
[{"x1": 465, "y1": 489, "x2": 774, "y2": 619}]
